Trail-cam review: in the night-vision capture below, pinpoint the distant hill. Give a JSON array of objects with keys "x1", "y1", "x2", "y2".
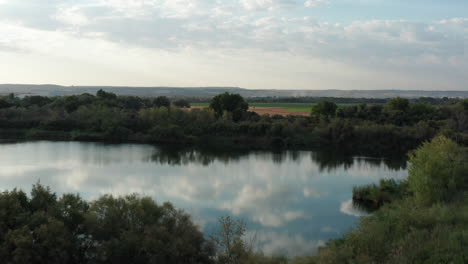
[{"x1": 0, "y1": 84, "x2": 466, "y2": 98}]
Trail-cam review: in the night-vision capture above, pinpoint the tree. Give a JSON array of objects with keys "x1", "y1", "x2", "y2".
[
  {"x1": 311, "y1": 101, "x2": 337, "y2": 117},
  {"x1": 408, "y1": 136, "x2": 468, "y2": 205},
  {"x1": 461, "y1": 99, "x2": 468, "y2": 111},
  {"x1": 22, "y1": 96, "x2": 52, "y2": 107},
  {"x1": 209, "y1": 93, "x2": 248, "y2": 117},
  {"x1": 210, "y1": 216, "x2": 251, "y2": 264},
  {"x1": 154, "y1": 96, "x2": 171, "y2": 108},
  {"x1": 0, "y1": 98, "x2": 11, "y2": 109},
  {"x1": 173, "y1": 99, "x2": 191, "y2": 108},
  {"x1": 96, "y1": 89, "x2": 117, "y2": 100},
  {"x1": 386, "y1": 97, "x2": 409, "y2": 112}
]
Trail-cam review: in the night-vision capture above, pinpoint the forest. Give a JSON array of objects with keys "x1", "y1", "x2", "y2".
[{"x1": 0, "y1": 90, "x2": 467, "y2": 157}]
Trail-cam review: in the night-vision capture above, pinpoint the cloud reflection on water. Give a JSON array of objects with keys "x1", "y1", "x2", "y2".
[{"x1": 0, "y1": 141, "x2": 406, "y2": 256}]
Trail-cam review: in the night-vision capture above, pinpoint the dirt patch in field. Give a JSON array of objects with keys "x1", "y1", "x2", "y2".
[
  {"x1": 189, "y1": 106, "x2": 205, "y2": 110},
  {"x1": 189, "y1": 106, "x2": 309, "y2": 116},
  {"x1": 249, "y1": 107, "x2": 309, "y2": 116}
]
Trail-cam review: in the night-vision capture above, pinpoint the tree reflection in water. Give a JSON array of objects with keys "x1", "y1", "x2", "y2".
[{"x1": 148, "y1": 146, "x2": 407, "y2": 171}]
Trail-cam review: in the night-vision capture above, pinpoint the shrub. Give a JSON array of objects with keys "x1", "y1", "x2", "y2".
[{"x1": 408, "y1": 136, "x2": 468, "y2": 205}]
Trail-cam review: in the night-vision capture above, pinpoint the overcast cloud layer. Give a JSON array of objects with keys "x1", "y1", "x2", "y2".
[{"x1": 0, "y1": 0, "x2": 466, "y2": 90}]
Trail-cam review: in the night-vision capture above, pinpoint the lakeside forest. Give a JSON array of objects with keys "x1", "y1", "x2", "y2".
[
  {"x1": 0, "y1": 91, "x2": 467, "y2": 263},
  {"x1": 0, "y1": 90, "x2": 467, "y2": 156}
]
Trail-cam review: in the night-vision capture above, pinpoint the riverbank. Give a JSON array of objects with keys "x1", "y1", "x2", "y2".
[{"x1": 0, "y1": 126, "x2": 417, "y2": 159}]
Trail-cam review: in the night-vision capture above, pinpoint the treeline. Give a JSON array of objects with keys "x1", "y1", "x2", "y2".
[
  {"x1": 0, "y1": 91, "x2": 467, "y2": 156},
  {"x1": 296, "y1": 136, "x2": 468, "y2": 263}
]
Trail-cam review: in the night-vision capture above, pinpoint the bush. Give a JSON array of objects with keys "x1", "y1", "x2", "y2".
[
  {"x1": 352, "y1": 179, "x2": 408, "y2": 211},
  {"x1": 0, "y1": 184, "x2": 214, "y2": 264},
  {"x1": 408, "y1": 136, "x2": 468, "y2": 205}
]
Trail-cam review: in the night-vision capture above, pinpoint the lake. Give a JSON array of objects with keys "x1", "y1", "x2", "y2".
[{"x1": 0, "y1": 141, "x2": 407, "y2": 257}]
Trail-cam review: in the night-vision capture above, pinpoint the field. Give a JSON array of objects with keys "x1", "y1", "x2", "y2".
[{"x1": 190, "y1": 102, "x2": 313, "y2": 116}]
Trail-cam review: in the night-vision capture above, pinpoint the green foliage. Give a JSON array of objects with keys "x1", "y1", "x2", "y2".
[
  {"x1": 173, "y1": 99, "x2": 191, "y2": 108},
  {"x1": 353, "y1": 179, "x2": 408, "y2": 211},
  {"x1": 96, "y1": 89, "x2": 117, "y2": 100},
  {"x1": 210, "y1": 216, "x2": 250, "y2": 264},
  {"x1": 0, "y1": 98, "x2": 12, "y2": 109},
  {"x1": 154, "y1": 96, "x2": 171, "y2": 108},
  {"x1": 304, "y1": 198, "x2": 468, "y2": 264},
  {"x1": 209, "y1": 93, "x2": 248, "y2": 118},
  {"x1": 311, "y1": 101, "x2": 337, "y2": 117},
  {"x1": 0, "y1": 93, "x2": 466, "y2": 155},
  {"x1": 461, "y1": 99, "x2": 468, "y2": 111},
  {"x1": 0, "y1": 185, "x2": 214, "y2": 264},
  {"x1": 21, "y1": 96, "x2": 52, "y2": 107},
  {"x1": 299, "y1": 138, "x2": 468, "y2": 264},
  {"x1": 386, "y1": 97, "x2": 410, "y2": 112},
  {"x1": 408, "y1": 136, "x2": 468, "y2": 205}
]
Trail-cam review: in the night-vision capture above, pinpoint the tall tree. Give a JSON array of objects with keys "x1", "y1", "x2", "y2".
[
  {"x1": 209, "y1": 93, "x2": 248, "y2": 117},
  {"x1": 311, "y1": 101, "x2": 337, "y2": 117},
  {"x1": 96, "y1": 89, "x2": 117, "y2": 100},
  {"x1": 154, "y1": 96, "x2": 171, "y2": 108}
]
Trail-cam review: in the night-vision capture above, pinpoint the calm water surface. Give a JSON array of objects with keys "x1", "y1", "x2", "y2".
[{"x1": 0, "y1": 141, "x2": 407, "y2": 256}]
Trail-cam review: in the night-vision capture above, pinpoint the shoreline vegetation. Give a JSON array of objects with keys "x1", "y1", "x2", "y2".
[
  {"x1": 1, "y1": 91, "x2": 468, "y2": 263},
  {"x1": 300, "y1": 136, "x2": 468, "y2": 264},
  {"x1": 0, "y1": 90, "x2": 467, "y2": 156}
]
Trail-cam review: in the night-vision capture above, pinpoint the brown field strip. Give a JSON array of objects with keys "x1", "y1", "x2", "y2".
[{"x1": 189, "y1": 106, "x2": 309, "y2": 116}]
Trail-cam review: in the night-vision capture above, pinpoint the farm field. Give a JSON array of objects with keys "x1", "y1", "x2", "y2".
[
  {"x1": 191, "y1": 102, "x2": 312, "y2": 108},
  {"x1": 190, "y1": 102, "x2": 314, "y2": 116},
  {"x1": 190, "y1": 102, "x2": 362, "y2": 116}
]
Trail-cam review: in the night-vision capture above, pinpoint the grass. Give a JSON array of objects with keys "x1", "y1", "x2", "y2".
[
  {"x1": 286, "y1": 107, "x2": 312, "y2": 112},
  {"x1": 190, "y1": 102, "x2": 210, "y2": 107}
]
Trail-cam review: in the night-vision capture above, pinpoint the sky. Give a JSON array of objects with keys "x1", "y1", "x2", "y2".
[{"x1": 0, "y1": 0, "x2": 466, "y2": 90}]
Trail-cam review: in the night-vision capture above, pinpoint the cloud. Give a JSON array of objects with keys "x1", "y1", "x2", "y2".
[
  {"x1": 0, "y1": 142, "x2": 409, "y2": 257},
  {"x1": 252, "y1": 231, "x2": 325, "y2": 256},
  {"x1": 239, "y1": 0, "x2": 296, "y2": 11},
  {"x1": 54, "y1": 6, "x2": 90, "y2": 27},
  {"x1": 320, "y1": 225, "x2": 339, "y2": 234},
  {"x1": 438, "y1": 18, "x2": 468, "y2": 32},
  {"x1": 221, "y1": 183, "x2": 310, "y2": 227},
  {"x1": 1, "y1": 1, "x2": 464, "y2": 62},
  {"x1": 340, "y1": 200, "x2": 368, "y2": 217},
  {"x1": 304, "y1": 0, "x2": 329, "y2": 8},
  {"x1": 0, "y1": 0, "x2": 466, "y2": 89}
]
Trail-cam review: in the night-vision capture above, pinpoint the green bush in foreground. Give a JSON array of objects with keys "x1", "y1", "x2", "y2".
[
  {"x1": 301, "y1": 199, "x2": 468, "y2": 264},
  {"x1": 408, "y1": 136, "x2": 468, "y2": 205},
  {"x1": 0, "y1": 184, "x2": 214, "y2": 264}
]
